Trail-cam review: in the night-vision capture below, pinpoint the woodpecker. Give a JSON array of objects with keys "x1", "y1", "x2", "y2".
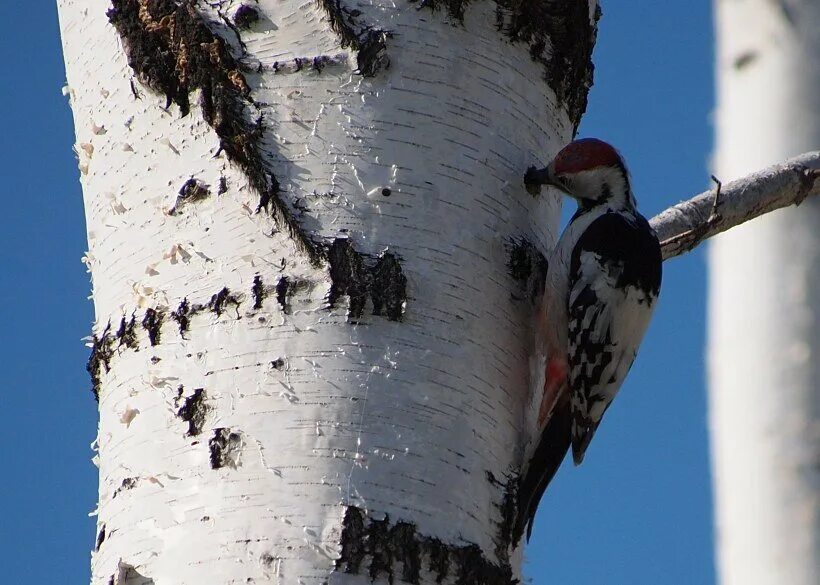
[{"x1": 514, "y1": 138, "x2": 662, "y2": 542}]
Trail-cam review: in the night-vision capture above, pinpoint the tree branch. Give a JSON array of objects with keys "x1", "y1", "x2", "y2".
[{"x1": 651, "y1": 152, "x2": 820, "y2": 260}]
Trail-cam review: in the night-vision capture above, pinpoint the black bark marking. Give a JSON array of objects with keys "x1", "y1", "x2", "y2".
[
  {"x1": 508, "y1": 238, "x2": 548, "y2": 303},
  {"x1": 336, "y1": 506, "x2": 518, "y2": 585},
  {"x1": 367, "y1": 516, "x2": 392, "y2": 581},
  {"x1": 317, "y1": 0, "x2": 391, "y2": 76},
  {"x1": 209, "y1": 427, "x2": 243, "y2": 469},
  {"x1": 233, "y1": 4, "x2": 260, "y2": 29},
  {"x1": 486, "y1": 471, "x2": 516, "y2": 560},
  {"x1": 85, "y1": 280, "x2": 310, "y2": 398},
  {"x1": 328, "y1": 239, "x2": 408, "y2": 321},
  {"x1": 218, "y1": 175, "x2": 228, "y2": 194},
  {"x1": 142, "y1": 308, "x2": 163, "y2": 346},
  {"x1": 108, "y1": 289, "x2": 242, "y2": 371},
  {"x1": 86, "y1": 268, "x2": 408, "y2": 400},
  {"x1": 392, "y1": 522, "x2": 423, "y2": 584},
  {"x1": 313, "y1": 55, "x2": 330, "y2": 72},
  {"x1": 275, "y1": 276, "x2": 292, "y2": 314},
  {"x1": 416, "y1": 1, "x2": 600, "y2": 131},
  {"x1": 252, "y1": 274, "x2": 265, "y2": 309},
  {"x1": 113, "y1": 477, "x2": 139, "y2": 498},
  {"x1": 733, "y1": 50, "x2": 759, "y2": 70},
  {"x1": 171, "y1": 298, "x2": 192, "y2": 336},
  {"x1": 328, "y1": 238, "x2": 369, "y2": 319},
  {"x1": 177, "y1": 387, "x2": 209, "y2": 436},
  {"x1": 495, "y1": 1, "x2": 600, "y2": 131},
  {"x1": 117, "y1": 314, "x2": 139, "y2": 349},
  {"x1": 409, "y1": 0, "x2": 468, "y2": 21},
  {"x1": 107, "y1": 0, "x2": 323, "y2": 263},
  {"x1": 208, "y1": 286, "x2": 241, "y2": 317},
  {"x1": 268, "y1": 54, "x2": 345, "y2": 75},
  {"x1": 170, "y1": 178, "x2": 211, "y2": 215},
  {"x1": 339, "y1": 504, "x2": 367, "y2": 573},
  {"x1": 87, "y1": 323, "x2": 115, "y2": 402},
  {"x1": 96, "y1": 524, "x2": 106, "y2": 551},
  {"x1": 275, "y1": 276, "x2": 311, "y2": 315},
  {"x1": 172, "y1": 288, "x2": 242, "y2": 334},
  {"x1": 427, "y1": 538, "x2": 450, "y2": 583},
  {"x1": 371, "y1": 252, "x2": 407, "y2": 321}
]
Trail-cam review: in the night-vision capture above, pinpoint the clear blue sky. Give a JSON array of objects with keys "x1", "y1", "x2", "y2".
[{"x1": 0, "y1": 3, "x2": 713, "y2": 583}]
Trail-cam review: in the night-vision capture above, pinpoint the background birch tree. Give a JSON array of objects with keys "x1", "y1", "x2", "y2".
[
  {"x1": 709, "y1": 1, "x2": 819, "y2": 583},
  {"x1": 58, "y1": 1, "x2": 598, "y2": 583}
]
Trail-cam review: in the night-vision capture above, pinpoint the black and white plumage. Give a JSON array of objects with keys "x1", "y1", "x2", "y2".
[
  {"x1": 514, "y1": 138, "x2": 662, "y2": 542},
  {"x1": 566, "y1": 210, "x2": 661, "y2": 462}
]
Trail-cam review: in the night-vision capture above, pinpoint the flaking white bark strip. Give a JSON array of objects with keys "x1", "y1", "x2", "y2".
[{"x1": 650, "y1": 152, "x2": 820, "y2": 260}]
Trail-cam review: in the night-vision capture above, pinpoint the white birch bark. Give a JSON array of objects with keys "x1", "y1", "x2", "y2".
[
  {"x1": 710, "y1": 1, "x2": 820, "y2": 583},
  {"x1": 58, "y1": 1, "x2": 597, "y2": 583}
]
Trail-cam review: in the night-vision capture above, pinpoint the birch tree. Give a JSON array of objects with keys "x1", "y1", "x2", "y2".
[
  {"x1": 58, "y1": 1, "x2": 598, "y2": 583},
  {"x1": 709, "y1": 1, "x2": 820, "y2": 583},
  {"x1": 57, "y1": 1, "x2": 820, "y2": 584}
]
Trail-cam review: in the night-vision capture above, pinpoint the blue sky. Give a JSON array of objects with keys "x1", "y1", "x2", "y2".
[{"x1": 1, "y1": 3, "x2": 712, "y2": 583}]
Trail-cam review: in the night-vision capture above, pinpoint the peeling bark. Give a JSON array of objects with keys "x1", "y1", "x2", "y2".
[
  {"x1": 111, "y1": 561, "x2": 154, "y2": 585},
  {"x1": 107, "y1": 0, "x2": 323, "y2": 262}
]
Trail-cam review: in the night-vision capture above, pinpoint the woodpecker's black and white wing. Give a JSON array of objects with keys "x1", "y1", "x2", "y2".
[{"x1": 567, "y1": 212, "x2": 662, "y2": 464}]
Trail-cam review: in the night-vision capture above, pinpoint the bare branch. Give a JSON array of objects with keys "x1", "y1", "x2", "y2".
[{"x1": 651, "y1": 152, "x2": 820, "y2": 260}]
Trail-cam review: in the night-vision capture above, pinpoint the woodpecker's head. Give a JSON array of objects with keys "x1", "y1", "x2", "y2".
[{"x1": 526, "y1": 138, "x2": 636, "y2": 210}]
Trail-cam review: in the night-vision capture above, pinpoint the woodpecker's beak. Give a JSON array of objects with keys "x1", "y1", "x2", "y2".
[{"x1": 524, "y1": 163, "x2": 561, "y2": 195}]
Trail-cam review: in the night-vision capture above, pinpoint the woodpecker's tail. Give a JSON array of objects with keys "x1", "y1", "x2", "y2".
[
  {"x1": 512, "y1": 392, "x2": 572, "y2": 544},
  {"x1": 571, "y1": 414, "x2": 604, "y2": 465},
  {"x1": 571, "y1": 427, "x2": 592, "y2": 465}
]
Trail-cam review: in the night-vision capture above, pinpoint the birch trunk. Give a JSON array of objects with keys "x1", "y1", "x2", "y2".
[
  {"x1": 57, "y1": 1, "x2": 598, "y2": 583},
  {"x1": 710, "y1": 1, "x2": 820, "y2": 583}
]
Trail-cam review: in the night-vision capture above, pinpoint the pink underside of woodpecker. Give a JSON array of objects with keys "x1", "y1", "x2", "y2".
[{"x1": 538, "y1": 356, "x2": 568, "y2": 426}]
